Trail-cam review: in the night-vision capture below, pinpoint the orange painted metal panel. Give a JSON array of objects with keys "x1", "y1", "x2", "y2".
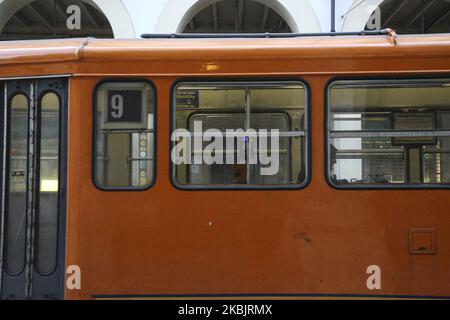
[{"x1": 0, "y1": 35, "x2": 449, "y2": 300}]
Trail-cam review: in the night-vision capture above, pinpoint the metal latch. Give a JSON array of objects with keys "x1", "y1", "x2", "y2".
[{"x1": 409, "y1": 228, "x2": 436, "y2": 255}]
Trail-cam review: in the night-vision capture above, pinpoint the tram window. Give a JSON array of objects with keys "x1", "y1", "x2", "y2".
[
  {"x1": 172, "y1": 82, "x2": 308, "y2": 188},
  {"x1": 327, "y1": 79, "x2": 450, "y2": 187},
  {"x1": 5, "y1": 93, "x2": 29, "y2": 275},
  {"x1": 94, "y1": 81, "x2": 155, "y2": 190},
  {"x1": 36, "y1": 92, "x2": 60, "y2": 275}
]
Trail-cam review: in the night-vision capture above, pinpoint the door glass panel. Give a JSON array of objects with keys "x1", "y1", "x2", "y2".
[
  {"x1": 5, "y1": 93, "x2": 29, "y2": 275},
  {"x1": 36, "y1": 92, "x2": 60, "y2": 275}
]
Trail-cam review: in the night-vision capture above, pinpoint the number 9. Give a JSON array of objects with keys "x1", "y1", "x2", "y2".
[{"x1": 111, "y1": 94, "x2": 124, "y2": 119}]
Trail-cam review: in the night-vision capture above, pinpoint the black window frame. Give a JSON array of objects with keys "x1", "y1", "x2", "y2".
[
  {"x1": 34, "y1": 89, "x2": 62, "y2": 276},
  {"x1": 170, "y1": 78, "x2": 311, "y2": 191},
  {"x1": 4, "y1": 90, "x2": 30, "y2": 276},
  {"x1": 92, "y1": 78, "x2": 157, "y2": 191},
  {"x1": 325, "y1": 75, "x2": 450, "y2": 190}
]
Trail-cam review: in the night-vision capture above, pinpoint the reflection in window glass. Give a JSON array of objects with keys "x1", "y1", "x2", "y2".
[
  {"x1": 5, "y1": 93, "x2": 28, "y2": 275},
  {"x1": 95, "y1": 82, "x2": 155, "y2": 189},
  {"x1": 173, "y1": 82, "x2": 308, "y2": 188},
  {"x1": 36, "y1": 92, "x2": 60, "y2": 275},
  {"x1": 328, "y1": 79, "x2": 450, "y2": 187}
]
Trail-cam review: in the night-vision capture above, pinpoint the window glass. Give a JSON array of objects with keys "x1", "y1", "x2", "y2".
[
  {"x1": 172, "y1": 82, "x2": 308, "y2": 188},
  {"x1": 5, "y1": 93, "x2": 28, "y2": 275},
  {"x1": 328, "y1": 79, "x2": 450, "y2": 187},
  {"x1": 36, "y1": 92, "x2": 60, "y2": 275},
  {"x1": 95, "y1": 82, "x2": 155, "y2": 189}
]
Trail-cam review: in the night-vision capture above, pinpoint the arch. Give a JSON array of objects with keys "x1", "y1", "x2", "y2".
[
  {"x1": 0, "y1": 0, "x2": 135, "y2": 39},
  {"x1": 155, "y1": 0, "x2": 321, "y2": 34},
  {"x1": 90, "y1": 0, "x2": 134, "y2": 38},
  {"x1": 341, "y1": 0, "x2": 384, "y2": 32},
  {"x1": 366, "y1": 0, "x2": 450, "y2": 34},
  {"x1": 181, "y1": 0, "x2": 293, "y2": 33},
  {"x1": 342, "y1": 0, "x2": 450, "y2": 33}
]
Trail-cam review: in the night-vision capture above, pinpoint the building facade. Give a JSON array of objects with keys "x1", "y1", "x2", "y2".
[{"x1": 0, "y1": 0, "x2": 449, "y2": 40}]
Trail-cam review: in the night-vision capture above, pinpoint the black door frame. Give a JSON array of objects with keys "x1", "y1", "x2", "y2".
[
  {"x1": 0, "y1": 77, "x2": 68, "y2": 300},
  {"x1": 0, "y1": 81, "x2": 5, "y2": 297}
]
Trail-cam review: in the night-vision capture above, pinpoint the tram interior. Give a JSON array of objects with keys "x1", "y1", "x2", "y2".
[
  {"x1": 329, "y1": 80, "x2": 450, "y2": 185},
  {"x1": 173, "y1": 84, "x2": 307, "y2": 186},
  {"x1": 95, "y1": 82, "x2": 154, "y2": 189}
]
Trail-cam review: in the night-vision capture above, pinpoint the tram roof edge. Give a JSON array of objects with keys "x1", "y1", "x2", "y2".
[
  {"x1": 0, "y1": 38, "x2": 91, "y2": 66},
  {"x1": 1, "y1": 32, "x2": 450, "y2": 67}
]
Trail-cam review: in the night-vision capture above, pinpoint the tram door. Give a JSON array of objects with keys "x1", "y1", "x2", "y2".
[{"x1": 0, "y1": 78, "x2": 67, "y2": 300}]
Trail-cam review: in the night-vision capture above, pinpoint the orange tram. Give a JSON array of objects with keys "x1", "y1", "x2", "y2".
[{"x1": 0, "y1": 30, "x2": 450, "y2": 300}]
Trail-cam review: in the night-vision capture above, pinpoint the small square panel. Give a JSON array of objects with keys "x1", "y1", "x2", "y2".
[{"x1": 409, "y1": 228, "x2": 436, "y2": 255}]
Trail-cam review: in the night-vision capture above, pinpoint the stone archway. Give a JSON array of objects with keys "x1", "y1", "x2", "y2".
[
  {"x1": 365, "y1": 0, "x2": 450, "y2": 34},
  {"x1": 341, "y1": 0, "x2": 384, "y2": 32},
  {"x1": 179, "y1": 0, "x2": 296, "y2": 33},
  {"x1": 155, "y1": 0, "x2": 321, "y2": 34},
  {"x1": 0, "y1": 0, "x2": 135, "y2": 40},
  {"x1": 342, "y1": 0, "x2": 450, "y2": 33}
]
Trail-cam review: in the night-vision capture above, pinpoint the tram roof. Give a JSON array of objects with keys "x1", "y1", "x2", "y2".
[{"x1": 1, "y1": 33, "x2": 450, "y2": 66}]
